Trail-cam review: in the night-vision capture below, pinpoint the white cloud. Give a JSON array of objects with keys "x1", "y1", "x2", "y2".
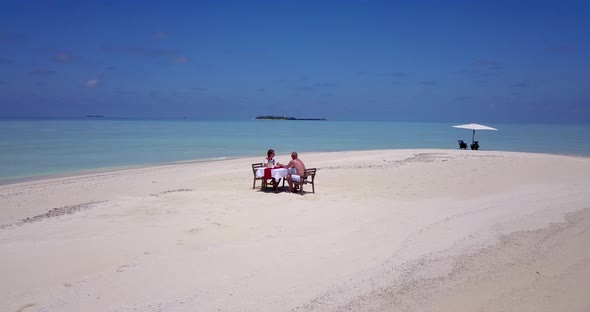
[
  {"x1": 173, "y1": 56, "x2": 190, "y2": 64},
  {"x1": 86, "y1": 79, "x2": 98, "y2": 88},
  {"x1": 54, "y1": 52, "x2": 76, "y2": 63},
  {"x1": 152, "y1": 31, "x2": 169, "y2": 40}
]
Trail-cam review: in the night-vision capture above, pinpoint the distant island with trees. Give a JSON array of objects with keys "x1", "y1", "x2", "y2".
[{"x1": 256, "y1": 115, "x2": 326, "y2": 121}]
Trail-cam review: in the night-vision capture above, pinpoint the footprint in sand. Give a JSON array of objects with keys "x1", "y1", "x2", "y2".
[
  {"x1": 188, "y1": 227, "x2": 202, "y2": 234},
  {"x1": 116, "y1": 265, "x2": 130, "y2": 272},
  {"x1": 16, "y1": 303, "x2": 37, "y2": 312}
]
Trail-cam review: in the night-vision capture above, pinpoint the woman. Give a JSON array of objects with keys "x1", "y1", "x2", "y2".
[
  {"x1": 263, "y1": 149, "x2": 281, "y2": 191},
  {"x1": 263, "y1": 149, "x2": 278, "y2": 168}
]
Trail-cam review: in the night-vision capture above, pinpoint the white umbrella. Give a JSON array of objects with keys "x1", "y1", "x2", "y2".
[{"x1": 452, "y1": 123, "x2": 498, "y2": 144}]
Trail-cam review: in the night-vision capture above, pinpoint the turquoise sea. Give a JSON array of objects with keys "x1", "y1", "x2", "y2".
[{"x1": 1, "y1": 118, "x2": 589, "y2": 182}]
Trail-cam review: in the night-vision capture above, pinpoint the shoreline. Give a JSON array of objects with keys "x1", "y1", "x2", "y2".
[
  {"x1": 0, "y1": 156, "x2": 240, "y2": 186},
  {"x1": 2, "y1": 148, "x2": 588, "y2": 187},
  {"x1": 2, "y1": 149, "x2": 590, "y2": 311}
]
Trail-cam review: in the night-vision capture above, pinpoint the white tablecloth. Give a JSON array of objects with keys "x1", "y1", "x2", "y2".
[{"x1": 255, "y1": 167, "x2": 295, "y2": 180}]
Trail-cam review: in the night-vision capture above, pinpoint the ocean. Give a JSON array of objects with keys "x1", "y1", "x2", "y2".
[{"x1": 1, "y1": 118, "x2": 589, "y2": 182}]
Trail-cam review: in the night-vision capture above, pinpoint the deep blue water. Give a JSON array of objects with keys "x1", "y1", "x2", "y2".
[{"x1": 1, "y1": 118, "x2": 589, "y2": 181}]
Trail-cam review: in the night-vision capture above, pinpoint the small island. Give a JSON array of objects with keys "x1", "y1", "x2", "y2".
[{"x1": 256, "y1": 115, "x2": 326, "y2": 121}]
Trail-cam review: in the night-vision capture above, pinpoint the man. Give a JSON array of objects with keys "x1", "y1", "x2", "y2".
[{"x1": 285, "y1": 152, "x2": 306, "y2": 193}]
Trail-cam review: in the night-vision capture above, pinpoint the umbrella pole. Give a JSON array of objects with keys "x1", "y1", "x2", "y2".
[{"x1": 472, "y1": 130, "x2": 475, "y2": 144}]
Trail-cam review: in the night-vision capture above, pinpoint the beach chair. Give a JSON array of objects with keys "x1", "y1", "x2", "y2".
[
  {"x1": 458, "y1": 140, "x2": 467, "y2": 149},
  {"x1": 251, "y1": 163, "x2": 264, "y2": 189},
  {"x1": 293, "y1": 168, "x2": 317, "y2": 194},
  {"x1": 470, "y1": 141, "x2": 480, "y2": 150}
]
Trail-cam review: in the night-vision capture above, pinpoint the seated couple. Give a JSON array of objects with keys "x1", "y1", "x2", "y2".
[{"x1": 264, "y1": 149, "x2": 306, "y2": 193}]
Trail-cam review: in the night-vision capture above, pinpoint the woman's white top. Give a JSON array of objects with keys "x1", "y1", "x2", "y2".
[{"x1": 263, "y1": 158, "x2": 276, "y2": 167}]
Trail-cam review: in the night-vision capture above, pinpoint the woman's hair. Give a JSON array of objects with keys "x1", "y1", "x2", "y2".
[{"x1": 267, "y1": 149, "x2": 275, "y2": 157}]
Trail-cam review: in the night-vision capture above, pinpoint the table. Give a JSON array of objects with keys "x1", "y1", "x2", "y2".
[{"x1": 255, "y1": 167, "x2": 295, "y2": 181}]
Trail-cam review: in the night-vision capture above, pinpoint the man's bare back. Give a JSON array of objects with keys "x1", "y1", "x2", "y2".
[
  {"x1": 290, "y1": 158, "x2": 306, "y2": 176},
  {"x1": 285, "y1": 152, "x2": 306, "y2": 192}
]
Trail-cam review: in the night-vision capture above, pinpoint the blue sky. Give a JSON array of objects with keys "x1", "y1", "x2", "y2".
[{"x1": 1, "y1": 0, "x2": 589, "y2": 122}]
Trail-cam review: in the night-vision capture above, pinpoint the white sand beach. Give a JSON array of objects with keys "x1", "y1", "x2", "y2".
[{"x1": 1, "y1": 149, "x2": 590, "y2": 312}]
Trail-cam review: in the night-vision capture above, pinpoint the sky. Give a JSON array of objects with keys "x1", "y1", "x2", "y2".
[{"x1": 0, "y1": 0, "x2": 589, "y2": 122}]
